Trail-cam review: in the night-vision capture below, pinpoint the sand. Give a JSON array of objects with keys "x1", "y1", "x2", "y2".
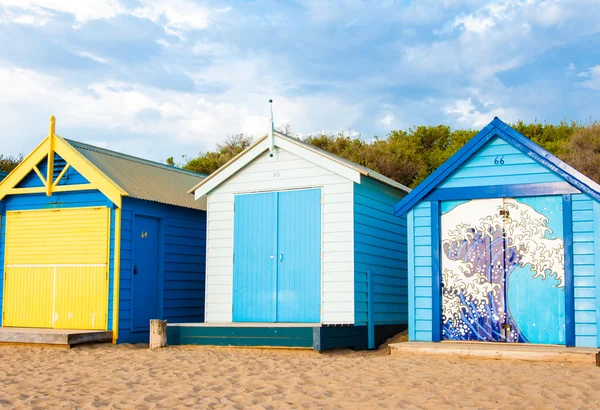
[{"x1": 0, "y1": 334, "x2": 599, "y2": 409}]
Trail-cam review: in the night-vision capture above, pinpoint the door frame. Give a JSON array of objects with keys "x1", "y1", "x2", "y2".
[
  {"x1": 231, "y1": 186, "x2": 324, "y2": 324},
  {"x1": 432, "y1": 193, "x2": 576, "y2": 346},
  {"x1": 1, "y1": 206, "x2": 111, "y2": 330},
  {"x1": 130, "y1": 213, "x2": 164, "y2": 333}
]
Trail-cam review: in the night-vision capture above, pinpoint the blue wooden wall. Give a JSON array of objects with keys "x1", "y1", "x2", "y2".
[
  {"x1": 406, "y1": 136, "x2": 600, "y2": 347},
  {"x1": 407, "y1": 202, "x2": 433, "y2": 341},
  {"x1": 0, "y1": 190, "x2": 115, "y2": 327},
  {"x1": 354, "y1": 177, "x2": 408, "y2": 326},
  {"x1": 439, "y1": 138, "x2": 563, "y2": 188},
  {"x1": 118, "y1": 197, "x2": 206, "y2": 343}
]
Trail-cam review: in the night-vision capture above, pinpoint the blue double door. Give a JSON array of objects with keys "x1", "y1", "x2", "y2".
[{"x1": 233, "y1": 189, "x2": 321, "y2": 323}]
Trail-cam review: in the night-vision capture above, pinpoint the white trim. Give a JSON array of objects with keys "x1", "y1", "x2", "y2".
[
  {"x1": 169, "y1": 322, "x2": 320, "y2": 328},
  {"x1": 193, "y1": 136, "x2": 361, "y2": 200},
  {"x1": 52, "y1": 266, "x2": 57, "y2": 327}
]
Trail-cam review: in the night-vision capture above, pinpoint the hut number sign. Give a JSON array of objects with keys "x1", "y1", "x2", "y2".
[
  {"x1": 494, "y1": 156, "x2": 505, "y2": 165},
  {"x1": 273, "y1": 172, "x2": 281, "y2": 178}
]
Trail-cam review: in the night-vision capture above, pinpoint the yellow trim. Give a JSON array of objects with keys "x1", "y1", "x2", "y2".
[
  {"x1": 0, "y1": 116, "x2": 128, "y2": 208},
  {"x1": 112, "y1": 207, "x2": 122, "y2": 343},
  {"x1": 32, "y1": 166, "x2": 47, "y2": 186},
  {"x1": 46, "y1": 117, "x2": 55, "y2": 197},
  {"x1": 52, "y1": 163, "x2": 71, "y2": 188}
]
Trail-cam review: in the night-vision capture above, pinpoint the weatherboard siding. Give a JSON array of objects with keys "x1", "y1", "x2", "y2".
[
  {"x1": 354, "y1": 177, "x2": 407, "y2": 326},
  {"x1": 409, "y1": 201, "x2": 434, "y2": 341},
  {"x1": 439, "y1": 138, "x2": 563, "y2": 188},
  {"x1": 205, "y1": 147, "x2": 355, "y2": 324},
  {"x1": 118, "y1": 198, "x2": 206, "y2": 343},
  {"x1": 0, "y1": 190, "x2": 115, "y2": 328},
  {"x1": 572, "y1": 194, "x2": 598, "y2": 347}
]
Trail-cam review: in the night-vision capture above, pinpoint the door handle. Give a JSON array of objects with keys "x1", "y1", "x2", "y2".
[
  {"x1": 279, "y1": 252, "x2": 283, "y2": 262},
  {"x1": 134, "y1": 265, "x2": 138, "y2": 275}
]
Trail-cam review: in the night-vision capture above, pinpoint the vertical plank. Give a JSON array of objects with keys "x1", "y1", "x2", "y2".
[
  {"x1": 407, "y1": 209, "x2": 415, "y2": 341},
  {"x1": 430, "y1": 201, "x2": 441, "y2": 342},
  {"x1": 563, "y1": 194, "x2": 575, "y2": 347},
  {"x1": 595, "y1": 201, "x2": 600, "y2": 349},
  {"x1": 367, "y1": 269, "x2": 374, "y2": 349}
]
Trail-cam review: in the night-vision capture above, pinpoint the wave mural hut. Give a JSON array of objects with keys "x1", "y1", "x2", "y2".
[
  {"x1": 170, "y1": 129, "x2": 411, "y2": 350},
  {"x1": 395, "y1": 117, "x2": 600, "y2": 348},
  {"x1": 0, "y1": 117, "x2": 207, "y2": 344}
]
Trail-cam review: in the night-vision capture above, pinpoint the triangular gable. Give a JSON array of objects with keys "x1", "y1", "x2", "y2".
[
  {"x1": 190, "y1": 133, "x2": 362, "y2": 200},
  {"x1": 394, "y1": 117, "x2": 600, "y2": 216},
  {"x1": 0, "y1": 117, "x2": 127, "y2": 207}
]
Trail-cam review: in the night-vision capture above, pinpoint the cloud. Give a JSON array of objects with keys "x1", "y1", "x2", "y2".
[
  {"x1": 578, "y1": 65, "x2": 600, "y2": 90},
  {"x1": 74, "y1": 50, "x2": 111, "y2": 65},
  {"x1": 380, "y1": 113, "x2": 394, "y2": 127},
  {"x1": 131, "y1": 0, "x2": 211, "y2": 37}
]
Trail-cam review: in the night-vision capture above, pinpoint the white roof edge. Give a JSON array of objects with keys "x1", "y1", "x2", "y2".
[{"x1": 191, "y1": 131, "x2": 410, "y2": 200}]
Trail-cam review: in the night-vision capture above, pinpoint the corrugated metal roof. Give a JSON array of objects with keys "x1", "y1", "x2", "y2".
[
  {"x1": 274, "y1": 132, "x2": 411, "y2": 193},
  {"x1": 66, "y1": 139, "x2": 206, "y2": 210}
]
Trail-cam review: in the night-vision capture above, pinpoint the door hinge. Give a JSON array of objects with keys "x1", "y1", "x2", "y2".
[{"x1": 499, "y1": 209, "x2": 509, "y2": 219}]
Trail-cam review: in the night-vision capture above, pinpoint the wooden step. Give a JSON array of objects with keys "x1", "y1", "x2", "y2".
[
  {"x1": 0, "y1": 328, "x2": 112, "y2": 347},
  {"x1": 389, "y1": 341, "x2": 600, "y2": 364}
]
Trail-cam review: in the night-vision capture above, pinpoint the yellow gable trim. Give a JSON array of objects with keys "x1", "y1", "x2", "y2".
[{"x1": 0, "y1": 117, "x2": 128, "y2": 207}]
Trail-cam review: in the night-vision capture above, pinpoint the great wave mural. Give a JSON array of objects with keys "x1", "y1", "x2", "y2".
[{"x1": 441, "y1": 197, "x2": 565, "y2": 343}]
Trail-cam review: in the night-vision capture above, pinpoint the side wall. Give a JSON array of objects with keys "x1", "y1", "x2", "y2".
[
  {"x1": 354, "y1": 177, "x2": 408, "y2": 326},
  {"x1": 0, "y1": 191, "x2": 115, "y2": 328},
  {"x1": 205, "y1": 147, "x2": 355, "y2": 324},
  {"x1": 572, "y1": 194, "x2": 598, "y2": 347},
  {"x1": 118, "y1": 197, "x2": 206, "y2": 343},
  {"x1": 407, "y1": 202, "x2": 434, "y2": 341}
]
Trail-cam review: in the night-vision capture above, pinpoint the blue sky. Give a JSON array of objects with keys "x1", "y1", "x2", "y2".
[{"x1": 0, "y1": 0, "x2": 599, "y2": 162}]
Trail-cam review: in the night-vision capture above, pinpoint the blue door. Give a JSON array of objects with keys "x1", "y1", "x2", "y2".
[
  {"x1": 277, "y1": 189, "x2": 321, "y2": 322},
  {"x1": 132, "y1": 215, "x2": 160, "y2": 330},
  {"x1": 441, "y1": 197, "x2": 565, "y2": 344},
  {"x1": 233, "y1": 189, "x2": 321, "y2": 323},
  {"x1": 232, "y1": 193, "x2": 278, "y2": 322}
]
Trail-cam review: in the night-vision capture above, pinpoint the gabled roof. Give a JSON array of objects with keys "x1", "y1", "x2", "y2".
[
  {"x1": 67, "y1": 140, "x2": 206, "y2": 210},
  {"x1": 394, "y1": 117, "x2": 600, "y2": 216},
  {"x1": 189, "y1": 131, "x2": 410, "y2": 199},
  {"x1": 0, "y1": 117, "x2": 206, "y2": 210}
]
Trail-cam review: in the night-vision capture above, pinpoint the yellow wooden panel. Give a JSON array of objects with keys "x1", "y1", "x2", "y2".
[
  {"x1": 53, "y1": 267, "x2": 108, "y2": 330},
  {"x1": 3, "y1": 267, "x2": 54, "y2": 328},
  {"x1": 5, "y1": 207, "x2": 110, "y2": 265}
]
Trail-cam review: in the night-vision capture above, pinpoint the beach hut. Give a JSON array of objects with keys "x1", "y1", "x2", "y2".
[
  {"x1": 395, "y1": 117, "x2": 600, "y2": 348},
  {"x1": 0, "y1": 117, "x2": 206, "y2": 344},
  {"x1": 170, "y1": 130, "x2": 411, "y2": 350}
]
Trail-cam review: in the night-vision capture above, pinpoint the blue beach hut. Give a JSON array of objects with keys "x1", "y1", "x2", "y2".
[
  {"x1": 0, "y1": 118, "x2": 207, "y2": 344},
  {"x1": 395, "y1": 117, "x2": 600, "y2": 348}
]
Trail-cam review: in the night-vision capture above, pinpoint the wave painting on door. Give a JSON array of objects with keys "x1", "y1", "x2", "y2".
[{"x1": 441, "y1": 197, "x2": 565, "y2": 344}]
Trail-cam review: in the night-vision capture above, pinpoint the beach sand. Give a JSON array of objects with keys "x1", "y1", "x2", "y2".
[{"x1": 0, "y1": 333, "x2": 599, "y2": 409}]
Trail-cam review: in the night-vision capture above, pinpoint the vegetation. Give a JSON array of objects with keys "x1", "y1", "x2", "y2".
[
  {"x1": 182, "y1": 121, "x2": 600, "y2": 188},
  {"x1": 0, "y1": 154, "x2": 23, "y2": 174}
]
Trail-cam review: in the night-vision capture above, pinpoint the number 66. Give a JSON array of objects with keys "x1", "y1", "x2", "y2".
[{"x1": 494, "y1": 156, "x2": 505, "y2": 165}]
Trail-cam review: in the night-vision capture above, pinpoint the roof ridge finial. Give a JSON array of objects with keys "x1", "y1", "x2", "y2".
[
  {"x1": 268, "y1": 99, "x2": 274, "y2": 157},
  {"x1": 49, "y1": 115, "x2": 56, "y2": 136}
]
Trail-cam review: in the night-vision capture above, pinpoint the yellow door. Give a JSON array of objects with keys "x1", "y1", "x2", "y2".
[{"x1": 3, "y1": 207, "x2": 110, "y2": 330}]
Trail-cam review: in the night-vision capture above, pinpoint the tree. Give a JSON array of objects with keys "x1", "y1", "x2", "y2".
[
  {"x1": 561, "y1": 123, "x2": 600, "y2": 183},
  {"x1": 0, "y1": 154, "x2": 23, "y2": 173},
  {"x1": 184, "y1": 134, "x2": 254, "y2": 175}
]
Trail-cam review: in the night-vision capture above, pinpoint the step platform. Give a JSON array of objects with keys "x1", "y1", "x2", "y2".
[
  {"x1": 389, "y1": 341, "x2": 600, "y2": 364},
  {"x1": 0, "y1": 327, "x2": 112, "y2": 347}
]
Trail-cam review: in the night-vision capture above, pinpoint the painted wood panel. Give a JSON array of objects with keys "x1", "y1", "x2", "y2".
[
  {"x1": 354, "y1": 177, "x2": 407, "y2": 327},
  {"x1": 205, "y1": 147, "x2": 355, "y2": 324},
  {"x1": 572, "y1": 194, "x2": 597, "y2": 347},
  {"x1": 118, "y1": 198, "x2": 206, "y2": 343},
  {"x1": 439, "y1": 138, "x2": 563, "y2": 188},
  {"x1": 0, "y1": 191, "x2": 114, "y2": 328},
  {"x1": 408, "y1": 201, "x2": 433, "y2": 341}
]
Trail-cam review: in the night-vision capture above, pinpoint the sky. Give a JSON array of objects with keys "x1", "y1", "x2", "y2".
[{"x1": 0, "y1": 0, "x2": 599, "y2": 163}]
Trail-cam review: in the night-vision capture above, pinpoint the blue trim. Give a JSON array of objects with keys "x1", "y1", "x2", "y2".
[
  {"x1": 594, "y1": 201, "x2": 600, "y2": 349},
  {"x1": 563, "y1": 194, "x2": 575, "y2": 347},
  {"x1": 395, "y1": 117, "x2": 600, "y2": 216},
  {"x1": 426, "y1": 182, "x2": 580, "y2": 202},
  {"x1": 430, "y1": 201, "x2": 442, "y2": 342},
  {"x1": 367, "y1": 269, "x2": 375, "y2": 349}
]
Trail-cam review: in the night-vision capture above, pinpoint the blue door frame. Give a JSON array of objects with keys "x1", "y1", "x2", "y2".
[
  {"x1": 433, "y1": 195, "x2": 575, "y2": 345},
  {"x1": 132, "y1": 215, "x2": 161, "y2": 331},
  {"x1": 233, "y1": 189, "x2": 322, "y2": 323}
]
